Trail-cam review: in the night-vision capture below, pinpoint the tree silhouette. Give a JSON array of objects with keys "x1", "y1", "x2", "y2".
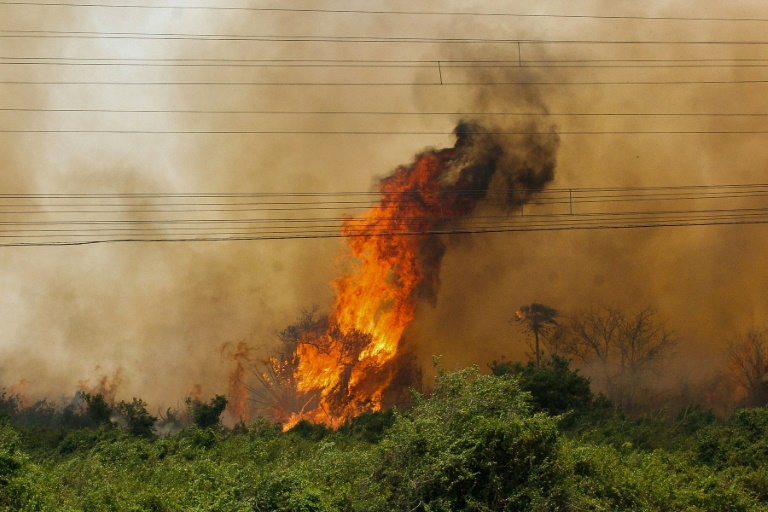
[
  {"x1": 561, "y1": 306, "x2": 676, "y2": 414},
  {"x1": 514, "y1": 303, "x2": 560, "y2": 365},
  {"x1": 186, "y1": 395, "x2": 228, "y2": 429},
  {"x1": 115, "y1": 398, "x2": 157, "y2": 438},
  {"x1": 728, "y1": 328, "x2": 768, "y2": 407}
]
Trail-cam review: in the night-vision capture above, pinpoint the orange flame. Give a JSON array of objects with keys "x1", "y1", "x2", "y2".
[
  {"x1": 279, "y1": 122, "x2": 558, "y2": 429},
  {"x1": 285, "y1": 150, "x2": 456, "y2": 428},
  {"x1": 8, "y1": 379, "x2": 29, "y2": 409},
  {"x1": 77, "y1": 367, "x2": 123, "y2": 403}
]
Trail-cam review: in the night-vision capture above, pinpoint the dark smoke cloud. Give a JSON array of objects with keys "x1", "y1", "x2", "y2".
[
  {"x1": 449, "y1": 120, "x2": 557, "y2": 203},
  {"x1": 397, "y1": 120, "x2": 559, "y2": 303}
]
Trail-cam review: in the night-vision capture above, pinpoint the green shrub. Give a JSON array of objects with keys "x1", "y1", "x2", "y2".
[
  {"x1": 336, "y1": 410, "x2": 395, "y2": 443},
  {"x1": 559, "y1": 441, "x2": 758, "y2": 510},
  {"x1": 377, "y1": 366, "x2": 561, "y2": 511},
  {"x1": 253, "y1": 470, "x2": 335, "y2": 512},
  {"x1": 0, "y1": 422, "x2": 41, "y2": 511},
  {"x1": 0, "y1": 390, "x2": 21, "y2": 421},
  {"x1": 0, "y1": 425, "x2": 22, "y2": 485},
  {"x1": 697, "y1": 406, "x2": 768, "y2": 470},
  {"x1": 287, "y1": 420, "x2": 332, "y2": 441},
  {"x1": 488, "y1": 355, "x2": 594, "y2": 417},
  {"x1": 115, "y1": 398, "x2": 157, "y2": 438},
  {"x1": 186, "y1": 395, "x2": 227, "y2": 429}
]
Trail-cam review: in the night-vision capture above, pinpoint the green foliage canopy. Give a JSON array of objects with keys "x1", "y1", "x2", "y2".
[{"x1": 378, "y1": 365, "x2": 561, "y2": 511}]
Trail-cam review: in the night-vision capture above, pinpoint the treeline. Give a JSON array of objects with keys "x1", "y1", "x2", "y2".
[
  {"x1": 513, "y1": 303, "x2": 768, "y2": 414},
  {"x1": 2, "y1": 357, "x2": 768, "y2": 511},
  {"x1": 0, "y1": 390, "x2": 228, "y2": 437}
]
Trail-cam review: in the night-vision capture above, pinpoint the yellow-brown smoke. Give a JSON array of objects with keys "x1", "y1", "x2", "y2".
[{"x1": 0, "y1": 2, "x2": 767, "y2": 413}]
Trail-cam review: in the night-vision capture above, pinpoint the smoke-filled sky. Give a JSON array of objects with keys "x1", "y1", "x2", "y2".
[{"x1": 2, "y1": 0, "x2": 768, "y2": 407}]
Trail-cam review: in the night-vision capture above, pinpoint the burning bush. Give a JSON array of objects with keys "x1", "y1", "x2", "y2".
[{"x1": 255, "y1": 121, "x2": 558, "y2": 428}]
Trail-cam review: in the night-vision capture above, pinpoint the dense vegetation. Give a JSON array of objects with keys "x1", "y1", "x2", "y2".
[{"x1": 2, "y1": 358, "x2": 768, "y2": 511}]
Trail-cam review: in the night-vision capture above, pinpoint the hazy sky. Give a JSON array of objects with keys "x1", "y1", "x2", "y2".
[{"x1": 1, "y1": 1, "x2": 768, "y2": 407}]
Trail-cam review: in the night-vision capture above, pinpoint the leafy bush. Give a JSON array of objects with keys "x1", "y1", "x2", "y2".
[
  {"x1": 253, "y1": 470, "x2": 336, "y2": 512},
  {"x1": 0, "y1": 422, "x2": 22, "y2": 485},
  {"x1": 115, "y1": 398, "x2": 157, "y2": 438},
  {"x1": 186, "y1": 395, "x2": 227, "y2": 429},
  {"x1": 0, "y1": 390, "x2": 20, "y2": 421},
  {"x1": 697, "y1": 406, "x2": 768, "y2": 470},
  {"x1": 81, "y1": 392, "x2": 113, "y2": 427},
  {"x1": 559, "y1": 441, "x2": 758, "y2": 511},
  {"x1": 489, "y1": 355, "x2": 594, "y2": 417},
  {"x1": 287, "y1": 420, "x2": 332, "y2": 441},
  {"x1": 336, "y1": 409, "x2": 395, "y2": 443},
  {"x1": 0, "y1": 421, "x2": 41, "y2": 510},
  {"x1": 3, "y1": 364, "x2": 768, "y2": 511},
  {"x1": 377, "y1": 366, "x2": 561, "y2": 511},
  {"x1": 56, "y1": 427, "x2": 120, "y2": 455}
]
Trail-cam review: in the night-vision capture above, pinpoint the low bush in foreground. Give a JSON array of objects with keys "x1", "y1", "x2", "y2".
[{"x1": 2, "y1": 363, "x2": 768, "y2": 511}]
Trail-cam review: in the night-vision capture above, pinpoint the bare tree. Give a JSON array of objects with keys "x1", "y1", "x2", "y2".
[
  {"x1": 566, "y1": 306, "x2": 622, "y2": 366},
  {"x1": 563, "y1": 306, "x2": 623, "y2": 401},
  {"x1": 616, "y1": 307, "x2": 676, "y2": 411},
  {"x1": 561, "y1": 306, "x2": 676, "y2": 413},
  {"x1": 728, "y1": 328, "x2": 768, "y2": 407}
]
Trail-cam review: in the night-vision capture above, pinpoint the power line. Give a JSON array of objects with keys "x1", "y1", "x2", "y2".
[
  {"x1": 1, "y1": 217, "x2": 766, "y2": 247},
  {"x1": 3, "y1": 79, "x2": 768, "y2": 86},
  {"x1": 0, "y1": 183, "x2": 762, "y2": 198},
  {"x1": 6, "y1": 56, "x2": 768, "y2": 64},
  {"x1": 3, "y1": 30, "x2": 768, "y2": 45},
  {"x1": 4, "y1": 56, "x2": 768, "y2": 69},
  {"x1": 3, "y1": 130, "x2": 768, "y2": 135},
  {"x1": 0, "y1": 184, "x2": 765, "y2": 247},
  {"x1": 4, "y1": 108, "x2": 768, "y2": 117},
  {"x1": 0, "y1": 184, "x2": 758, "y2": 214},
  {"x1": 0, "y1": 205, "x2": 765, "y2": 225},
  {"x1": 1, "y1": 189, "x2": 763, "y2": 214},
  {"x1": 2, "y1": 1, "x2": 767, "y2": 23}
]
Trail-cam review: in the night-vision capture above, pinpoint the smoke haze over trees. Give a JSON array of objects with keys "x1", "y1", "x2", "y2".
[{"x1": 1, "y1": 0, "x2": 768, "y2": 421}]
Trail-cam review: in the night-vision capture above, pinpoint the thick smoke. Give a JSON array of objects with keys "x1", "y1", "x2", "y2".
[
  {"x1": 1, "y1": 1, "x2": 767, "y2": 417},
  {"x1": 402, "y1": 120, "x2": 559, "y2": 302}
]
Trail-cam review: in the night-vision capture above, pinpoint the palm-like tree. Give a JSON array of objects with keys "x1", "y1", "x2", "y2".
[{"x1": 514, "y1": 303, "x2": 560, "y2": 365}]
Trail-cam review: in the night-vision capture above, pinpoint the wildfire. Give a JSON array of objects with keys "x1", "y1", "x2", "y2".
[
  {"x1": 275, "y1": 121, "x2": 558, "y2": 429},
  {"x1": 77, "y1": 367, "x2": 123, "y2": 403},
  {"x1": 8, "y1": 379, "x2": 29, "y2": 409}
]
